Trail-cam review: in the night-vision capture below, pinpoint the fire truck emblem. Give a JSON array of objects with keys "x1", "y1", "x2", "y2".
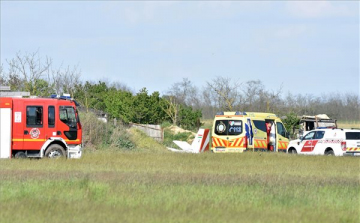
[{"x1": 30, "y1": 128, "x2": 40, "y2": 139}]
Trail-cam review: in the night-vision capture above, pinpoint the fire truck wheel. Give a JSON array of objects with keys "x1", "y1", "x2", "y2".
[
  {"x1": 325, "y1": 149, "x2": 334, "y2": 156},
  {"x1": 45, "y1": 145, "x2": 66, "y2": 158},
  {"x1": 14, "y1": 152, "x2": 27, "y2": 159}
]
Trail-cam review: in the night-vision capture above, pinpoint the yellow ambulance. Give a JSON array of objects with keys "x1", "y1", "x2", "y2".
[{"x1": 211, "y1": 111, "x2": 289, "y2": 153}]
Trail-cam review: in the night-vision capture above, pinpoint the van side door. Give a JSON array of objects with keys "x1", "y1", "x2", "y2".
[{"x1": 311, "y1": 131, "x2": 325, "y2": 154}]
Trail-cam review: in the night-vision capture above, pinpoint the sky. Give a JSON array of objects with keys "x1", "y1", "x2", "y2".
[{"x1": 1, "y1": 1, "x2": 359, "y2": 96}]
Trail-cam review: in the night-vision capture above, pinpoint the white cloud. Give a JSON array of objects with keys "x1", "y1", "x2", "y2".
[{"x1": 285, "y1": 1, "x2": 356, "y2": 18}]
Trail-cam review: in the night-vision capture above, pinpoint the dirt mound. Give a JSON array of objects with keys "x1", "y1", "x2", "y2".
[{"x1": 168, "y1": 125, "x2": 196, "y2": 136}]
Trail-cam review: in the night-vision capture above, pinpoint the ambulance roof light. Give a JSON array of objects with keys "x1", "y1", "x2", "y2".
[
  {"x1": 235, "y1": 111, "x2": 247, "y2": 115},
  {"x1": 216, "y1": 112, "x2": 224, "y2": 115}
]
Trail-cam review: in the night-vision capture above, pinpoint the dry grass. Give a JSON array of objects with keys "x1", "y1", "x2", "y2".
[
  {"x1": 127, "y1": 128, "x2": 168, "y2": 153},
  {"x1": 0, "y1": 151, "x2": 359, "y2": 223},
  {"x1": 337, "y1": 120, "x2": 360, "y2": 129}
]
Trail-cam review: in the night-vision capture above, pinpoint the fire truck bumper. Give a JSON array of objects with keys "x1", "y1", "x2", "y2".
[{"x1": 67, "y1": 144, "x2": 82, "y2": 159}]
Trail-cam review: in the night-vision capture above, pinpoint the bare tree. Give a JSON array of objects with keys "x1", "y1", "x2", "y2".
[
  {"x1": 0, "y1": 64, "x2": 5, "y2": 85},
  {"x1": 5, "y1": 51, "x2": 52, "y2": 94},
  {"x1": 162, "y1": 95, "x2": 180, "y2": 125},
  {"x1": 166, "y1": 78, "x2": 200, "y2": 107},
  {"x1": 206, "y1": 76, "x2": 242, "y2": 111},
  {"x1": 51, "y1": 64, "x2": 81, "y2": 95},
  {"x1": 1, "y1": 51, "x2": 81, "y2": 96},
  {"x1": 110, "y1": 81, "x2": 134, "y2": 94}
]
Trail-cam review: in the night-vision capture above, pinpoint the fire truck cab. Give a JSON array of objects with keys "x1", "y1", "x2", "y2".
[{"x1": 0, "y1": 96, "x2": 82, "y2": 159}]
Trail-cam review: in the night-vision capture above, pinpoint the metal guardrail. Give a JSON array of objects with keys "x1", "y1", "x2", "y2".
[
  {"x1": 0, "y1": 86, "x2": 11, "y2": 91},
  {"x1": 0, "y1": 92, "x2": 30, "y2": 97}
]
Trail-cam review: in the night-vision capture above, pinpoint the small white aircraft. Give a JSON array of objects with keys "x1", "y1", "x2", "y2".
[{"x1": 167, "y1": 129, "x2": 210, "y2": 153}]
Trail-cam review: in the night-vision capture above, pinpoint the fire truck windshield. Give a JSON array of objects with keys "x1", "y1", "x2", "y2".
[{"x1": 59, "y1": 106, "x2": 77, "y2": 128}]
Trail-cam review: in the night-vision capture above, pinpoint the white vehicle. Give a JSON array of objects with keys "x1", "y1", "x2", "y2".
[
  {"x1": 287, "y1": 128, "x2": 360, "y2": 156},
  {"x1": 298, "y1": 114, "x2": 337, "y2": 138}
]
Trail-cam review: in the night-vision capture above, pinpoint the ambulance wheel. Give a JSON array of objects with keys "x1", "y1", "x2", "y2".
[
  {"x1": 45, "y1": 144, "x2": 66, "y2": 158},
  {"x1": 15, "y1": 152, "x2": 27, "y2": 159},
  {"x1": 325, "y1": 149, "x2": 334, "y2": 156}
]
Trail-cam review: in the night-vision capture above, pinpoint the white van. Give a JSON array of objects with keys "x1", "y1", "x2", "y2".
[{"x1": 287, "y1": 128, "x2": 360, "y2": 156}]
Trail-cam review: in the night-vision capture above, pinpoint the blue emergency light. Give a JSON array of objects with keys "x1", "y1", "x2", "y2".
[
  {"x1": 235, "y1": 111, "x2": 247, "y2": 115},
  {"x1": 50, "y1": 93, "x2": 71, "y2": 99}
]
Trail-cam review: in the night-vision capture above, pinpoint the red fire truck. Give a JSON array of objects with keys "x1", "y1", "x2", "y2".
[{"x1": 0, "y1": 95, "x2": 82, "y2": 159}]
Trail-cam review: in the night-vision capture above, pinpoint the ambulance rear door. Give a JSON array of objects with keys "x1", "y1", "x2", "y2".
[{"x1": 212, "y1": 119, "x2": 244, "y2": 152}]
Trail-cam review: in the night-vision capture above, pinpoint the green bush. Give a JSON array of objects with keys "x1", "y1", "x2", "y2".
[
  {"x1": 162, "y1": 128, "x2": 194, "y2": 148},
  {"x1": 80, "y1": 112, "x2": 110, "y2": 148},
  {"x1": 80, "y1": 112, "x2": 135, "y2": 150}
]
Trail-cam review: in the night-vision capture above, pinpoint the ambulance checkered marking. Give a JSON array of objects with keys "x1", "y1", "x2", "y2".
[
  {"x1": 278, "y1": 142, "x2": 289, "y2": 150},
  {"x1": 254, "y1": 140, "x2": 267, "y2": 148},
  {"x1": 212, "y1": 137, "x2": 226, "y2": 147},
  {"x1": 212, "y1": 137, "x2": 245, "y2": 148},
  {"x1": 229, "y1": 137, "x2": 244, "y2": 147},
  {"x1": 347, "y1": 147, "x2": 360, "y2": 151}
]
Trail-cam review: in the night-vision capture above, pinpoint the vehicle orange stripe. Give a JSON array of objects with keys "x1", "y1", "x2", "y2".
[
  {"x1": 12, "y1": 139, "x2": 80, "y2": 142},
  {"x1": 12, "y1": 139, "x2": 46, "y2": 142}
]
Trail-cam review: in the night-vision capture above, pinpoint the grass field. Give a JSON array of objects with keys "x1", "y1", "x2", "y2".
[
  {"x1": 337, "y1": 120, "x2": 360, "y2": 129},
  {"x1": 0, "y1": 150, "x2": 359, "y2": 223}
]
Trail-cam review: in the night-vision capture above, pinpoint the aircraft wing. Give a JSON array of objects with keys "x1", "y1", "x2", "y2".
[
  {"x1": 173, "y1": 140, "x2": 192, "y2": 151},
  {"x1": 167, "y1": 147, "x2": 191, "y2": 153}
]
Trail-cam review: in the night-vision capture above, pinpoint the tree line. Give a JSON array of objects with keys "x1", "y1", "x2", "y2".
[
  {"x1": 0, "y1": 52, "x2": 202, "y2": 130},
  {"x1": 1, "y1": 52, "x2": 359, "y2": 131},
  {"x1": 170, "y1": 77, "x2": 359, "y2": 121}
]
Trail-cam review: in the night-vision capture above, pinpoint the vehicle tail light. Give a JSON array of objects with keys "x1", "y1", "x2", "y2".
[{"x1": 341, "y1": 141, "x2": 346, "y2": 151}]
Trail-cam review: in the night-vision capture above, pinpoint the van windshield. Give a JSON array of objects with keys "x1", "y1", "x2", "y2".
[{"x1": 214, "y1": 120, "x2": 242, "y2": 136}]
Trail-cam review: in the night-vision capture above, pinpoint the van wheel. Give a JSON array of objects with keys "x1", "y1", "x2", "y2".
[
  {"x1": 325, "y1": 149, "x2": 334, "y2": 156},
  {"x1": 45, "y1": 144, "x2": 66, "y2": 158},
  {"x1": 288, "y1": 148, "x2": 297, "y2": 154},
  {"x1": 15, "y1": 152, "x2": 27, "y2": 159}
]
